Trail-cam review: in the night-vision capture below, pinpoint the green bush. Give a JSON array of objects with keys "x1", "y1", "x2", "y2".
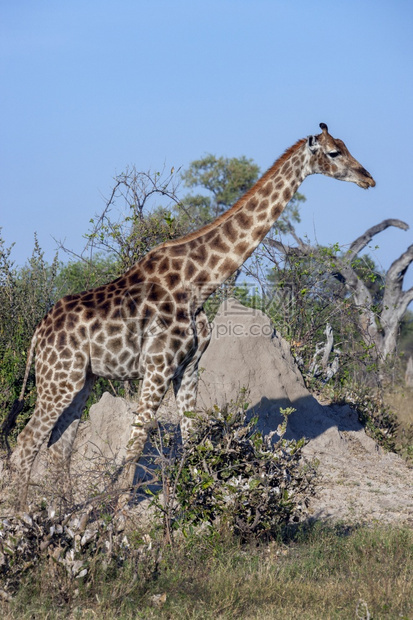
[{"x1": 151, "y1": 400, "x2": 316, "y2": 540}]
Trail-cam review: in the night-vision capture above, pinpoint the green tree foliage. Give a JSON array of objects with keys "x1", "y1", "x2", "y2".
[
  {"x1": 181, "y1": 154, "x2": 260, "y2": 219},
  {"x1": 178, "y1": 154, "x2": 260, "y2": 232},
  {"x1": 0, "y1": 232, "x2": 59, "y2": 431},
  {"x1": 54, "y1": 254, "x2": 120, "y2": 298}
]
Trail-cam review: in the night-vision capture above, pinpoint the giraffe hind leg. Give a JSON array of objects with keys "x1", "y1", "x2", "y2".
[
  {"x1": 47, "y1": 373, "x2": 95, "y2": 505},
  {"x1": 48, "y1": 373, "x2": 95, "y2": 460},
  {"x1": 11, "y1": 377, "x2": 93, "y2": 510}
]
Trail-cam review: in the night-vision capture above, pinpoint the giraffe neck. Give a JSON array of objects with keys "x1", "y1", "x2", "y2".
[
  {"x1": 135, "y1": 137, "x2": 311, "y2": 308},
  {"x1": 182, "y1": 138, "x2": 309, "y2": 301},
  {"x1": 214, "y1": 138, "x2": 309, "y2": 266}
]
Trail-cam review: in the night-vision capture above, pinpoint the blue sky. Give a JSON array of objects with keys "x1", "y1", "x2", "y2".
[{"x1": 1, "y1": 0, "x2": 413, "y2": 288}]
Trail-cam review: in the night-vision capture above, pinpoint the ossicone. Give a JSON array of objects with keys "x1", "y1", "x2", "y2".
[{"x1": 319, "y1": 122, "x2": 329, "y2": 133}]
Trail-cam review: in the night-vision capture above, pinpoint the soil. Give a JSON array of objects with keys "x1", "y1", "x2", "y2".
[{"x1": 302, "y1": 423, "x2": 413, "y2": 526}]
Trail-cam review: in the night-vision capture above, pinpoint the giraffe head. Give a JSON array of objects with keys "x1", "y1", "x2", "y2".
[{"x1": 306, "y1": 123, "x2": 375, "y2": 189}]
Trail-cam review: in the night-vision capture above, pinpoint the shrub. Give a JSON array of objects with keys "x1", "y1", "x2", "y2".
[{"x1": 152, "y1": 400, "x2": 317, "y2": 540}]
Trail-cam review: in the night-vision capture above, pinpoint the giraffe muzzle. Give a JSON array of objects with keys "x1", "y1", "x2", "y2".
[{"x1": 356, "y1": 167, "x2": 376, "y2": 189}]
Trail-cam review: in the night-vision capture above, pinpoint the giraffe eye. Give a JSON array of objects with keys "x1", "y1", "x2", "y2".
[{"x1": 328, "y1": 151, "x2": 341, "y2": 158}]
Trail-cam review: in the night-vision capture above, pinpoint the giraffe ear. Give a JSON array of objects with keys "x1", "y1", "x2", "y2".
[{"x1": 307, "y1": 134, "x2": 319, "y2": 155}]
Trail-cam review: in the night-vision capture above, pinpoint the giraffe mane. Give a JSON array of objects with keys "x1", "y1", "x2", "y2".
[{"x1": 159, "y1": 138, "x2": 306, "y2": 248}]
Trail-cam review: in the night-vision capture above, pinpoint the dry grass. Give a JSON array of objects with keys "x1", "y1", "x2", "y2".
[
  {"x1": 384, "y1": 388, "x2": 413, "y2": 462},
  {"x1": 2, "y1": 523, "x2": 412, "y2": 619},
  {"x1": 384, "y1": 388, "x2": 413, "y2": 428}
]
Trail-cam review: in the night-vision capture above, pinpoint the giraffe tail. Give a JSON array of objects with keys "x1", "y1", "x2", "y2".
[{"x1": 0, "y1": 327, "x2": 39, "y2": 454}]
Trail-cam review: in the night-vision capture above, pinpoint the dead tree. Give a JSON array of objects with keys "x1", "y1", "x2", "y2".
[
  {"x1": 265, "y1": 219, "x2": 413, "y2": 362},
  {"x1": 309, "y1": 323, "x2": 341, "y2": 380}
]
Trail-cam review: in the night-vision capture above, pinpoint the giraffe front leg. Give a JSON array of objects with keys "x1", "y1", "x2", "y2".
[
  {"x1": 173, "y1": 360, "x2": 200, "y2": 442},
  {"x1": 118, "y1": 367, "x2": 174, "y2": 503}
]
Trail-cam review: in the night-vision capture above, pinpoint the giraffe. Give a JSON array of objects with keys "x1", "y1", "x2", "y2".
[{"x1": 1, "y1": 123, "x2": 375, "y2": 509}]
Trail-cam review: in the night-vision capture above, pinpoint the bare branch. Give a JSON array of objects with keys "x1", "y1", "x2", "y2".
[
  {"x1": 263, "y1": 237, "x2": 291, "y2": 254},
  {"x1": 264, "y1": 235, "x2": 311, "y2": 256},
  {"x1": 386, "y1": 243, "x2": 413, "y2": 283},
  {"x1": 56, "y1": 166, "x2": 184, "y2": 271},
  {"x1": 382, "y1": 243, "x2": 413, "y2": 311},
  {"x1": 396, "y1": 286, "x2": 413, "y2": 320},
  {"x1": 346, "y1": 219, "x2": 409, "y2": 262},
  {"x1": 402, "y1": 286, "x2": 413, "y2": 306}
]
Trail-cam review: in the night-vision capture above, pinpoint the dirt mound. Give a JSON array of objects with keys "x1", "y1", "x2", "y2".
[{"x1": 196, "y1": 299, "x2": 413, "y2": 525}]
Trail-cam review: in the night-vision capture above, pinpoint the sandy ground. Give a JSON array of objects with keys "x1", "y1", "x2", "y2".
[{"x1": 303, "y1": 425, "x2": 413, "y2": 525}]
